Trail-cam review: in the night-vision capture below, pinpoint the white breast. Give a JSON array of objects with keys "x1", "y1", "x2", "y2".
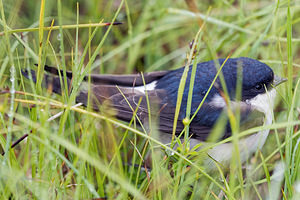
[
  {"x1": 204, "y1": 89, "x2": 277, "y2": 167},
  {"x1": 160, "y1": 89, "x2": 277, "y2": 168}
]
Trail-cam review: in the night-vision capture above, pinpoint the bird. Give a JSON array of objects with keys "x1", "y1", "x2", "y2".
[{"x1": 22, "y1": 57, "x2": 286, "y2": 167}]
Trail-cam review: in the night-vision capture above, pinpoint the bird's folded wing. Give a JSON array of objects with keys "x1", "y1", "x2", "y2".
[{"x1": 81, "y1": 85, "x2": 215, "y2": 140}]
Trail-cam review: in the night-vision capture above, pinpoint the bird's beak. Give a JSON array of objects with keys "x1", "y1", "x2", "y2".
[{"x1": 273, "y1": 75, "x2": 287, "y2": 87}]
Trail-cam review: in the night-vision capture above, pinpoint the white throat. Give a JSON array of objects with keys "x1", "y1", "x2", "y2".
[{"x1": 246, "y1": 88, "x2": 277, "y2": 115}]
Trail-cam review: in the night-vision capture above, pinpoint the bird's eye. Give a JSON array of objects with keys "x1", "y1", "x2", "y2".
[{"x1": 255, "y1": 83, "x2": 263, "y2": 90}]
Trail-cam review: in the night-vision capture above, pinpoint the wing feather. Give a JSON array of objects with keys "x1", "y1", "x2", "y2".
[
  {"x1": 82, "y1": 85, "x2": 215, "y2": 140},
  {"x1": 43, "y1": 65, "x2": 169, "y2": 86}
]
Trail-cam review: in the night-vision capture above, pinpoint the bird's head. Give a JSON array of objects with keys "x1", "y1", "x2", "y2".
[{"x1": 211, "y1": 57, "x2": 286, "y2": 113}]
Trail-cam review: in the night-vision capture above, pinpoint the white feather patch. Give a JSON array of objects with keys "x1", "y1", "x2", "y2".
[
  {"x1": 133, "y1": 81, "x2": 157, "y2": 93},
  {"x1": 209, "y1": 94, "x2": 227, "y2": 108}
]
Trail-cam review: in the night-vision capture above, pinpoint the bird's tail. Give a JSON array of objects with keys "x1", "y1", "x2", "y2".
[
  {"x1": 22, "y1": 65, "x2": 71, "y2": 94},
  {"x1": 22, "y1": 65, "x2": 97, "y2": 109}
]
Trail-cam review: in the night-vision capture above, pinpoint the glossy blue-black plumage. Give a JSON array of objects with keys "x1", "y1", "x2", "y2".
[{"x1": 155, "y1": 57, "x2": 274, "y2": 128}]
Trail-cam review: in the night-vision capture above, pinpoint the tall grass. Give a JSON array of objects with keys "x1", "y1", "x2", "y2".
[{"x1": 0, "y1": 0, "x2": 299, "y2": 199}]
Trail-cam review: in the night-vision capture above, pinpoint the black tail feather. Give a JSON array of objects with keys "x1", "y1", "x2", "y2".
[
  {"x1": 22, "y1": 68, "x2": 70, "y2": 94},
  {"x1": 34, "y1": 64, "x2": 73, "y2": 79}
]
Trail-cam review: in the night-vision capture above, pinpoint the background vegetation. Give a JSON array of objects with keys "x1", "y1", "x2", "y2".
[{"x1": 0, "y1": 0, "x2": 300, "y2": 199}]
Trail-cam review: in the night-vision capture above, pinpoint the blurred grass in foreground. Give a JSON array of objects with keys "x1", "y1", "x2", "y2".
[{"x1": 0, "y1": 0, "x2": 300, "y2": 199}]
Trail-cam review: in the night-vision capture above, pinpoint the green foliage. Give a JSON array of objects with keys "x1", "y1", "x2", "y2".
[{"x1": 0, "y1": 0, "x2": 300, "y2": 199}]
